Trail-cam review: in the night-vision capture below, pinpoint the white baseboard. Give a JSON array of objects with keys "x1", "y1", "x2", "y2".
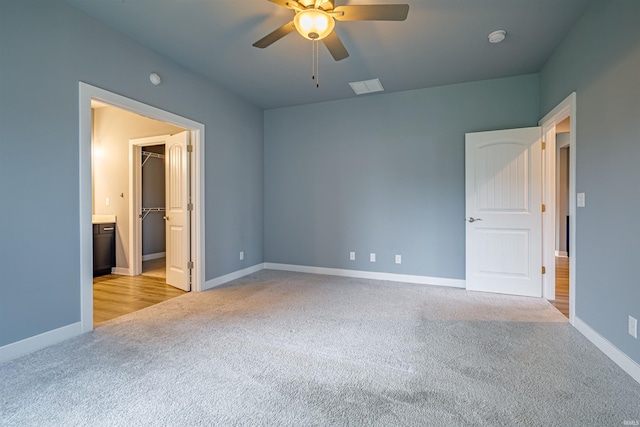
[
  {"x1": 574, "y1": 316, "x2": 640, "y2": 384},
  {"x1": 111, "y1": 267, "x2": 132, "y2": 276},
  {"x1": 555, "y1": 251, "x2": 569, "y2": 258},
  {"x1": 203, "y1": 263, "x2": 265, "y2": 290},
  {"x1": 264, "y1": 263, "x2": 466, "y2": 288},
  {"x1": 0, "y1": 322, "x2": 83, "y2": 364},
  {"x1": 142, "y1": 252, "x2": 166, "y2": 261}
]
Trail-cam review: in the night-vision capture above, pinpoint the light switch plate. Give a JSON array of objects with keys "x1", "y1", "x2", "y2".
[
  {"x1": 630, "y1": 316, "x2": 638, "y2": 339},
  {"x1": 577, "y1": 192, "x2": 585, "y2": 207},
  {"x1": 349, "y1": 252, "x2": 355, "y2": 261}
]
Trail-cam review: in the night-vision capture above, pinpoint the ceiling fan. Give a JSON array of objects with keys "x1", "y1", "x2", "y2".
[{"x1": 253, "y1": 0, "x2": 409, "y2": 61}]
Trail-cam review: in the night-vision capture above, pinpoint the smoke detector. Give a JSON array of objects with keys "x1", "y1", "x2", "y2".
[{"x1": 488, "y1": 30, "x2": 507, "y2": 44}]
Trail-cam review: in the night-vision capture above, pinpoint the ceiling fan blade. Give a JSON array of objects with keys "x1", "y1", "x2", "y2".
[
  {"x1": 253, "y1": 21, "x2": 297, "y2": 48},
  {"x1": 322, "y1": 30, "x2": 349, "y2": 61},
  {"x1": 333, "y1": 4, "x2": 409, "y2": 21}
]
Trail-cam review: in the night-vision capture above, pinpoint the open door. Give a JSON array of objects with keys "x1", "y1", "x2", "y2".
[
  {"x1": 465, "y1": 127, "x2": 543, "y2": 297},
  {"x1": 165, "y1": 131, "x2": 191, "y2": 291}
]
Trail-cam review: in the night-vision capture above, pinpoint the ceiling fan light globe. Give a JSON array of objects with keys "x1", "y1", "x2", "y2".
[{"x1": 294, "y1": 9, "x2": 335, "y2": 40}]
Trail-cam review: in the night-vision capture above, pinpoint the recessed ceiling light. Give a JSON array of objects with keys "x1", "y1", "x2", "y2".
[
  {"x1": 488, "y1": 30, "x2": 507, "y2": 44},
  {"x1": 349, "y1": 78, "x2": 384, "y2": 95}
]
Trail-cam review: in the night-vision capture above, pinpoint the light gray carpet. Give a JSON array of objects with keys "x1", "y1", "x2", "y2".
[{"x1": 2, "y1": 270, "x2": 639, "y2": 426}]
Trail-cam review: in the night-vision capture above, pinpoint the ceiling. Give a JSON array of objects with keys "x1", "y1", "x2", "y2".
[{"x1": 64, "y1": 0, "x2": 591, "y2": 110}]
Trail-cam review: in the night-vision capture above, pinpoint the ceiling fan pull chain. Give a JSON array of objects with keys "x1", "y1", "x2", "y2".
[
  {"x1": 315, "y1": 39, "x2": 319, "y2": 88},
  {"x1": 311, "y1": 40, "x2": 315, "y2": 81},
  {"x1": 310, "y1": 40, "x2": 319, "y2": 88}
]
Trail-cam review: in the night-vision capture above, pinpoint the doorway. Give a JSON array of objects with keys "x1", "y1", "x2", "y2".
[
  {"x1": 539, "y1": 93, "x2": 576, "y2": 324},
  {"x1": 549, "y1": 119, "x2": 571, "y2": 317},
  {"x1": 140, "y1": 144, "x2": 167, "y2": 279},
  {"x1": 129, "y1": 132, "x2": 192, "y2": 292},
  {"x1": 80, "y1": 82, "x2": 205, "y2": 333}
]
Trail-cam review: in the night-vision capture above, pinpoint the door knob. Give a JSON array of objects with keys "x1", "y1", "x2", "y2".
[
  {"x1": 163, "y1": 216, "x2": 169, "y2": 221},
  {"x1": 467, "y1": 217, "x2": 482, "y2": 223}
]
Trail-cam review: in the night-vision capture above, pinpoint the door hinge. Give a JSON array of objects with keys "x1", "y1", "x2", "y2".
[
  {"x1": 187, "y1": 203, "x2": 193, "y2": 211},
  {"x1": 187, "y1": 261, "x2": 194, "y2": 269},
  {"x1": 187, "y1": 145, "x2": 194, "y2": 153},
  {"x1": 542, "y1": 142, "x2": 546, "y2": 150},
  {"x1": 542, "y1": 266, "x2": 546, "y2": 274},
  {"x1": 542, "y1": 204, "x2": 546, "y2": 212}
]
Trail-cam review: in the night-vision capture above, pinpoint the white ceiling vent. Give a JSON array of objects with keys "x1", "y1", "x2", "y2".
[{"x1": 349, "y1": 78, "x2": 384, "y2": 95}]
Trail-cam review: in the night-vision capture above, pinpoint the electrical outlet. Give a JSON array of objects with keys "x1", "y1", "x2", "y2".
[
  {"x1": 105, "y1": 197, "x2": 110, "y2": 206},
  {"x1": 629, "y1": 316, "x2": 637, "y2": 339},
  {"x1": 369, "y1": 253, "x2": 376, "y2": 262},
  {"x1": 577, "y1": 192, "x2": 585, "y2": 207},
  {"x1": 395, "y1": 255, "x2": 402, "y2": 264},
  {"x1": 239, "y1": 251, "x2": 244, "y2": 261},
  {"x1": 349, "y1": 252, "x2": 355, "y2": 261}
]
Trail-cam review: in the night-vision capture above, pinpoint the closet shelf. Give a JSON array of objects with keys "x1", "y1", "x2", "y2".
[
  {"x1": 141, "y1": 207, "x2": 165, "y2": 221},
  {"x1": 142, "y1": 150, "x2": 164, "y2": 167}
]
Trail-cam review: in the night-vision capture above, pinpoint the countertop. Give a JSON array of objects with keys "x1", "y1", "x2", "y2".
[{"x1": 92, "y1": 215, "x2": 117, "y2": 224}]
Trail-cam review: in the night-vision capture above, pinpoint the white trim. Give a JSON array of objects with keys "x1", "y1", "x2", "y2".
[
  {"x1": 541, "y1": 125, "x2": 557, "y2": 300},
  {"x1": 142, "y1": 252, "x2": 166, "y2": 261},
  {"x1": 202, "y1": 262, "x2": 466, "y2": 290},
  {"x1": 574, "y1": 316, "x2": 640, "y2": 384},
  {"x1": 203, "y1": 263, "x2": 265, "y2": 290},
  {"x1": 0, "y1": 322, "x2": 82, "y2": 363},
  {"x1": 129, "y1": 135, "x2": 171, "y2": 277},
  {"x1": 555, "y1": 251, "x2": 569, "y2": 258},
  {"x1": 539, "y1": 92, "x2": 577, "y2": 325},
  {"x1": 264, "y1": 263, "x2": 466, "y2": 288},
  {"x1": 79, "y1": 82, "x2": 206, "y2": 335},
  {"x1": 111, "y1": 267, "x2": 132, "y2": 275}
]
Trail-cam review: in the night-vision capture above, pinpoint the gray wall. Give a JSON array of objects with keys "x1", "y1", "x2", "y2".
[
  {"x1": 540, "y1": 0, "x2": 640, "y2": 364},
  {"x1": 265, "y1": 74, "x2": 540, "y2": 279},
  {"x1": 0, "y1": 0, "x2": 264, "y2": 346}
]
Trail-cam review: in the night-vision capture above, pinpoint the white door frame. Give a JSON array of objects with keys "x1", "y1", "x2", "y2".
[
  {"x1": 79, "y1": 82, "x2": 206, "y2": 333},
  {"x1": 129, "y1": 135, "x2": 171, "y2": 278},
  {"x1": 539, "y1": 92, "x2": 576, "y2": 325}
]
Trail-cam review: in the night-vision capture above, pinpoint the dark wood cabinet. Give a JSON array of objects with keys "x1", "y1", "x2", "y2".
[{"x1": 93, "y1": 223, "x2": 115, "y2": 276}]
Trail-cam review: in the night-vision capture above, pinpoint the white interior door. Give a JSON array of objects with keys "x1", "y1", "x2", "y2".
[
  {"x1": 465, "y1": 127, "x2": 542, "y2": 297},
  {"x1": 165, "y1": 131, "x2": 190, "y2": 291}
]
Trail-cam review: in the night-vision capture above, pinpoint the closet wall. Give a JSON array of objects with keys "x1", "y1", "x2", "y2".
[
  {"x1": 92, "y1": 105, "x2": 183, "y2": 271},
  {"x1": 141, "y1": 144, "x2": 166, "y2": 258}
]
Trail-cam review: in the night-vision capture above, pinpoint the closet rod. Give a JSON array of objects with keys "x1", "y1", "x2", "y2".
[
  {"x1": 141, "y1": 150, "x2": 164, "y2": 167},
  {"x1": 141, "y1": 207, "x2": 165, "y2": 221}
]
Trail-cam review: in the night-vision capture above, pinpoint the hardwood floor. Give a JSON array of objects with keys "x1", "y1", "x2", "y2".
[
  {"x1": 142, "y1": 257, "x2": 166, "y2": 279},
  {"x1": 552, "y1": 256, "x2": 569, "y2": 318},
  {"x1": 93, "y1": 274, "x2": 186, "y2": 326}
]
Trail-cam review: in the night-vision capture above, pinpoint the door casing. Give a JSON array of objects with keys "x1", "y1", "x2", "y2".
[
  {"x1": 79, "y1": 82, "x2": 205, "y2": 333},
  {"x1": 129, "y1": 135, "x2": 171, "y2": 278},
  {"x1": 539, "y1": 92, "x2": 577, "y2": 325}
]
